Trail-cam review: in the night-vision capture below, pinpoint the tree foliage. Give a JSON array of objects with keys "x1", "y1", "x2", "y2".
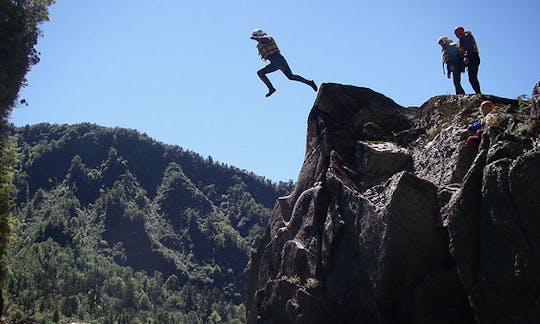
[
  {"x1": 1, "y1": 1, "x2": 54, "y2": 315},
  {"x1": 2, "y1": 123, "x2": 292, "y2": 322},
  {"x1": 0, "y1": 0, "x2": 55, "y2": 124},
  {"x1": 0, "y1": 137, "x2": 17, "y2": 284}
]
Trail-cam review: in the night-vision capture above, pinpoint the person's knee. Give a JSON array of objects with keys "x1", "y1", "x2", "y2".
[
  {"x1": 466, "y1": 136, "x2": 480, "y2": 148},
  {"x1": 285, "y1": 73, "x2": 298, "y2": 81}
]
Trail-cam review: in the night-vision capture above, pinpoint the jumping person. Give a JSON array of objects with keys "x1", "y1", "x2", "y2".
[
  {"x1": 454, "y1": 26, "x2": 481, "y2": 94},
  {"x1": 250, "y1": 29, "x2": 317, "y2": 97}
]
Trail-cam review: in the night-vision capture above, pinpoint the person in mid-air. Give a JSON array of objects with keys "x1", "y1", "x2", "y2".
[
  {"x1": 250, "y1": 29, "x2": 317, "y2": 97},
  {"x1": 438, "y1": 36, "x2": 464, "y2": 95},
  {"x1": 454, "y1": 26, "x2": 481, "y2": 94}
]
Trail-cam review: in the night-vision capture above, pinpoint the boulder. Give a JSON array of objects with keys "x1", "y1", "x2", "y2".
[
  {"x1": 531, "y1": 81, "x2": 540, "y2": 120},
  {"x1": 248, "y1": 84, "x2": 461, "y2": 323},
  {"x1": 510, "y1": 152, "x2": 540, "y2": 256},
  {"x1": 355, "y1": 141, "x2": 413, "y2": 189},
  {"x1": 411, "y1": 269, "x2": 474, "y2": 324}
]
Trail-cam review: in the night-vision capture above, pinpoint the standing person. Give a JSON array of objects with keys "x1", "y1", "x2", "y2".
[
  {"x1": 454, "y1": 26, "x2": 481, "y2": 94},
  {"x1": 438, "y1": 36, "x2": 464, "y2": 95},
  {"x1": 250, "y1": 29, "x2": 317, "y2": 97}
]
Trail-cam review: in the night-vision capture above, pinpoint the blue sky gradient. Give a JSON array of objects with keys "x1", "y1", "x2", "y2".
[{"x1": 11, "y1": 0, "x2": 540, "y2": 182}]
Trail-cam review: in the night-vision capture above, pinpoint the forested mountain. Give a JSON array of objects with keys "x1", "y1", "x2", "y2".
[{"x1": 2, "y1": 122, "x2": 292, "y2": 323}]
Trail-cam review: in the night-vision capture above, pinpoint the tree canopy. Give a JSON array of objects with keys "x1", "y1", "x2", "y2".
[{"x1": 2, "y1": 123, "x2": 292, "y2": 322}]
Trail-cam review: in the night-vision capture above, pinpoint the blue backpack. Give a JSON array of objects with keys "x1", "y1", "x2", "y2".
[{"x1": 445, "y1": 43, "x2": 459, "y2": 64}]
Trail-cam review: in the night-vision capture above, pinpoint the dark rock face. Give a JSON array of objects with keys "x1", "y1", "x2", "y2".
[
  {"x1": 246, "y1": 83, "x2": 540, "y2": 323},
  {"x1": 532, "y1": 81, "x2": 540, "y2": 120}
]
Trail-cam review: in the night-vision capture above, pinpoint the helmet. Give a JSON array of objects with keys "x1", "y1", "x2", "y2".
[
  {"x1": 480, "y1": 100, "x2": 494, "y2": 116},
  {"x1": 437, "y1": 36, "x2": 449, "y2": 45},
  {"x1": 251, "y1": 29, "x2": 266, "y2": 37},
  {"x1": 454, "y1": 26, "x2": 465, "y2": 37}
]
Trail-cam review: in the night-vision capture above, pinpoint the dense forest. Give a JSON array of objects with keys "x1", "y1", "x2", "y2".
[
  {"x1": 1, "y1": 0, "x2": 56, "y2": 322},
  {"x1": 2, "y1": 122, "x2": 293, "y2": 323}
]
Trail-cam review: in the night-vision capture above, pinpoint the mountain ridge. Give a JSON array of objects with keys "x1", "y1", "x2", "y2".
[{"x1": 12, "y1": 122, "x2": 289, "y2": 205}]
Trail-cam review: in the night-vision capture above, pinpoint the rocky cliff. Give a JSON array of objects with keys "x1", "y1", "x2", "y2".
[{"x1": 246, "y1": 83, "x2": 540, "y2": 323}]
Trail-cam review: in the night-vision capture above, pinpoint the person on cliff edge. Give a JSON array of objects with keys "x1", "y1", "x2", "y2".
[
  {"x1": 454, "y1": 26, "x2": 481, "y2": 94},
  {"x1": 438, "y1": 36, "x2": 465, "y2": 95},
  {"x1": 250, "y1": 29, "x2": 317, "y2": 97}
]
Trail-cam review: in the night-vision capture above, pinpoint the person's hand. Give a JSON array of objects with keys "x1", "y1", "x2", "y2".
[
  {"x1": 463, "y1": 57, "x2": 469, "y2": 65},
  {"x1": 447, "y1": 71, "x2": 451, "y2": 79},
  {"x1": 449, "y1": 65, "x2": 454, "y2": 72}
]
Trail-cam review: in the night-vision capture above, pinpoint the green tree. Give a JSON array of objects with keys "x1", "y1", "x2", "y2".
[
  {"x1": 0, "y1": 0, "x2": 56, "y2": 125},
  {"x1": 0, "y1": 0, "x2": 55, "y2": 316},
  {"x1": 208, "y1": 310, "x2": 222, "y2": 324},
  {"x1": 5, "y1": 122, "x2": 280, "y2": 321},
  {"x1": 0, "y1": 136, "x2": 17, "y2": 315},
  {"x1": 61, "y1": 295, "x2": 79, "y2": 317}
]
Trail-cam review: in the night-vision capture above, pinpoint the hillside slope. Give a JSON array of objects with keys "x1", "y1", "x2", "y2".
[
  {"x1": 4, "y1": 123, "x2": 291, "y2": 322},
  {"x1": 247, "y1": 83, "x2": 540, "y2": 324}
]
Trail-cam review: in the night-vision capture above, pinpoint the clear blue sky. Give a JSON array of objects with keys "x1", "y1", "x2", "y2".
[{"x1": 11, "y1": 0, "x2": 540, "y2": 182}]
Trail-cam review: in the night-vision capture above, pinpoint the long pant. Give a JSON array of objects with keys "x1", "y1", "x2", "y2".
[
  {"x1": 466, "y1": 130, "x2": 483, "y2": 148},
  {"x1": 467, "y1": 54, "x2": 481, "y2": 94},
  {"x1": 453, "y1": 67, "x2": 465, "y2": 95},
  {"x1": 257, "y1": 53, "x2": 312, "y2": 90}
]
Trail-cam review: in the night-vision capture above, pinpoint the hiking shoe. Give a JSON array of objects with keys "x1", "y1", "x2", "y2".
[
  {"x1": 309, "y1": 80, "x2": 318, "y2": 92},
  {"x1": 265, "y1": 88, "x2": 276, "y2": 97}
]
